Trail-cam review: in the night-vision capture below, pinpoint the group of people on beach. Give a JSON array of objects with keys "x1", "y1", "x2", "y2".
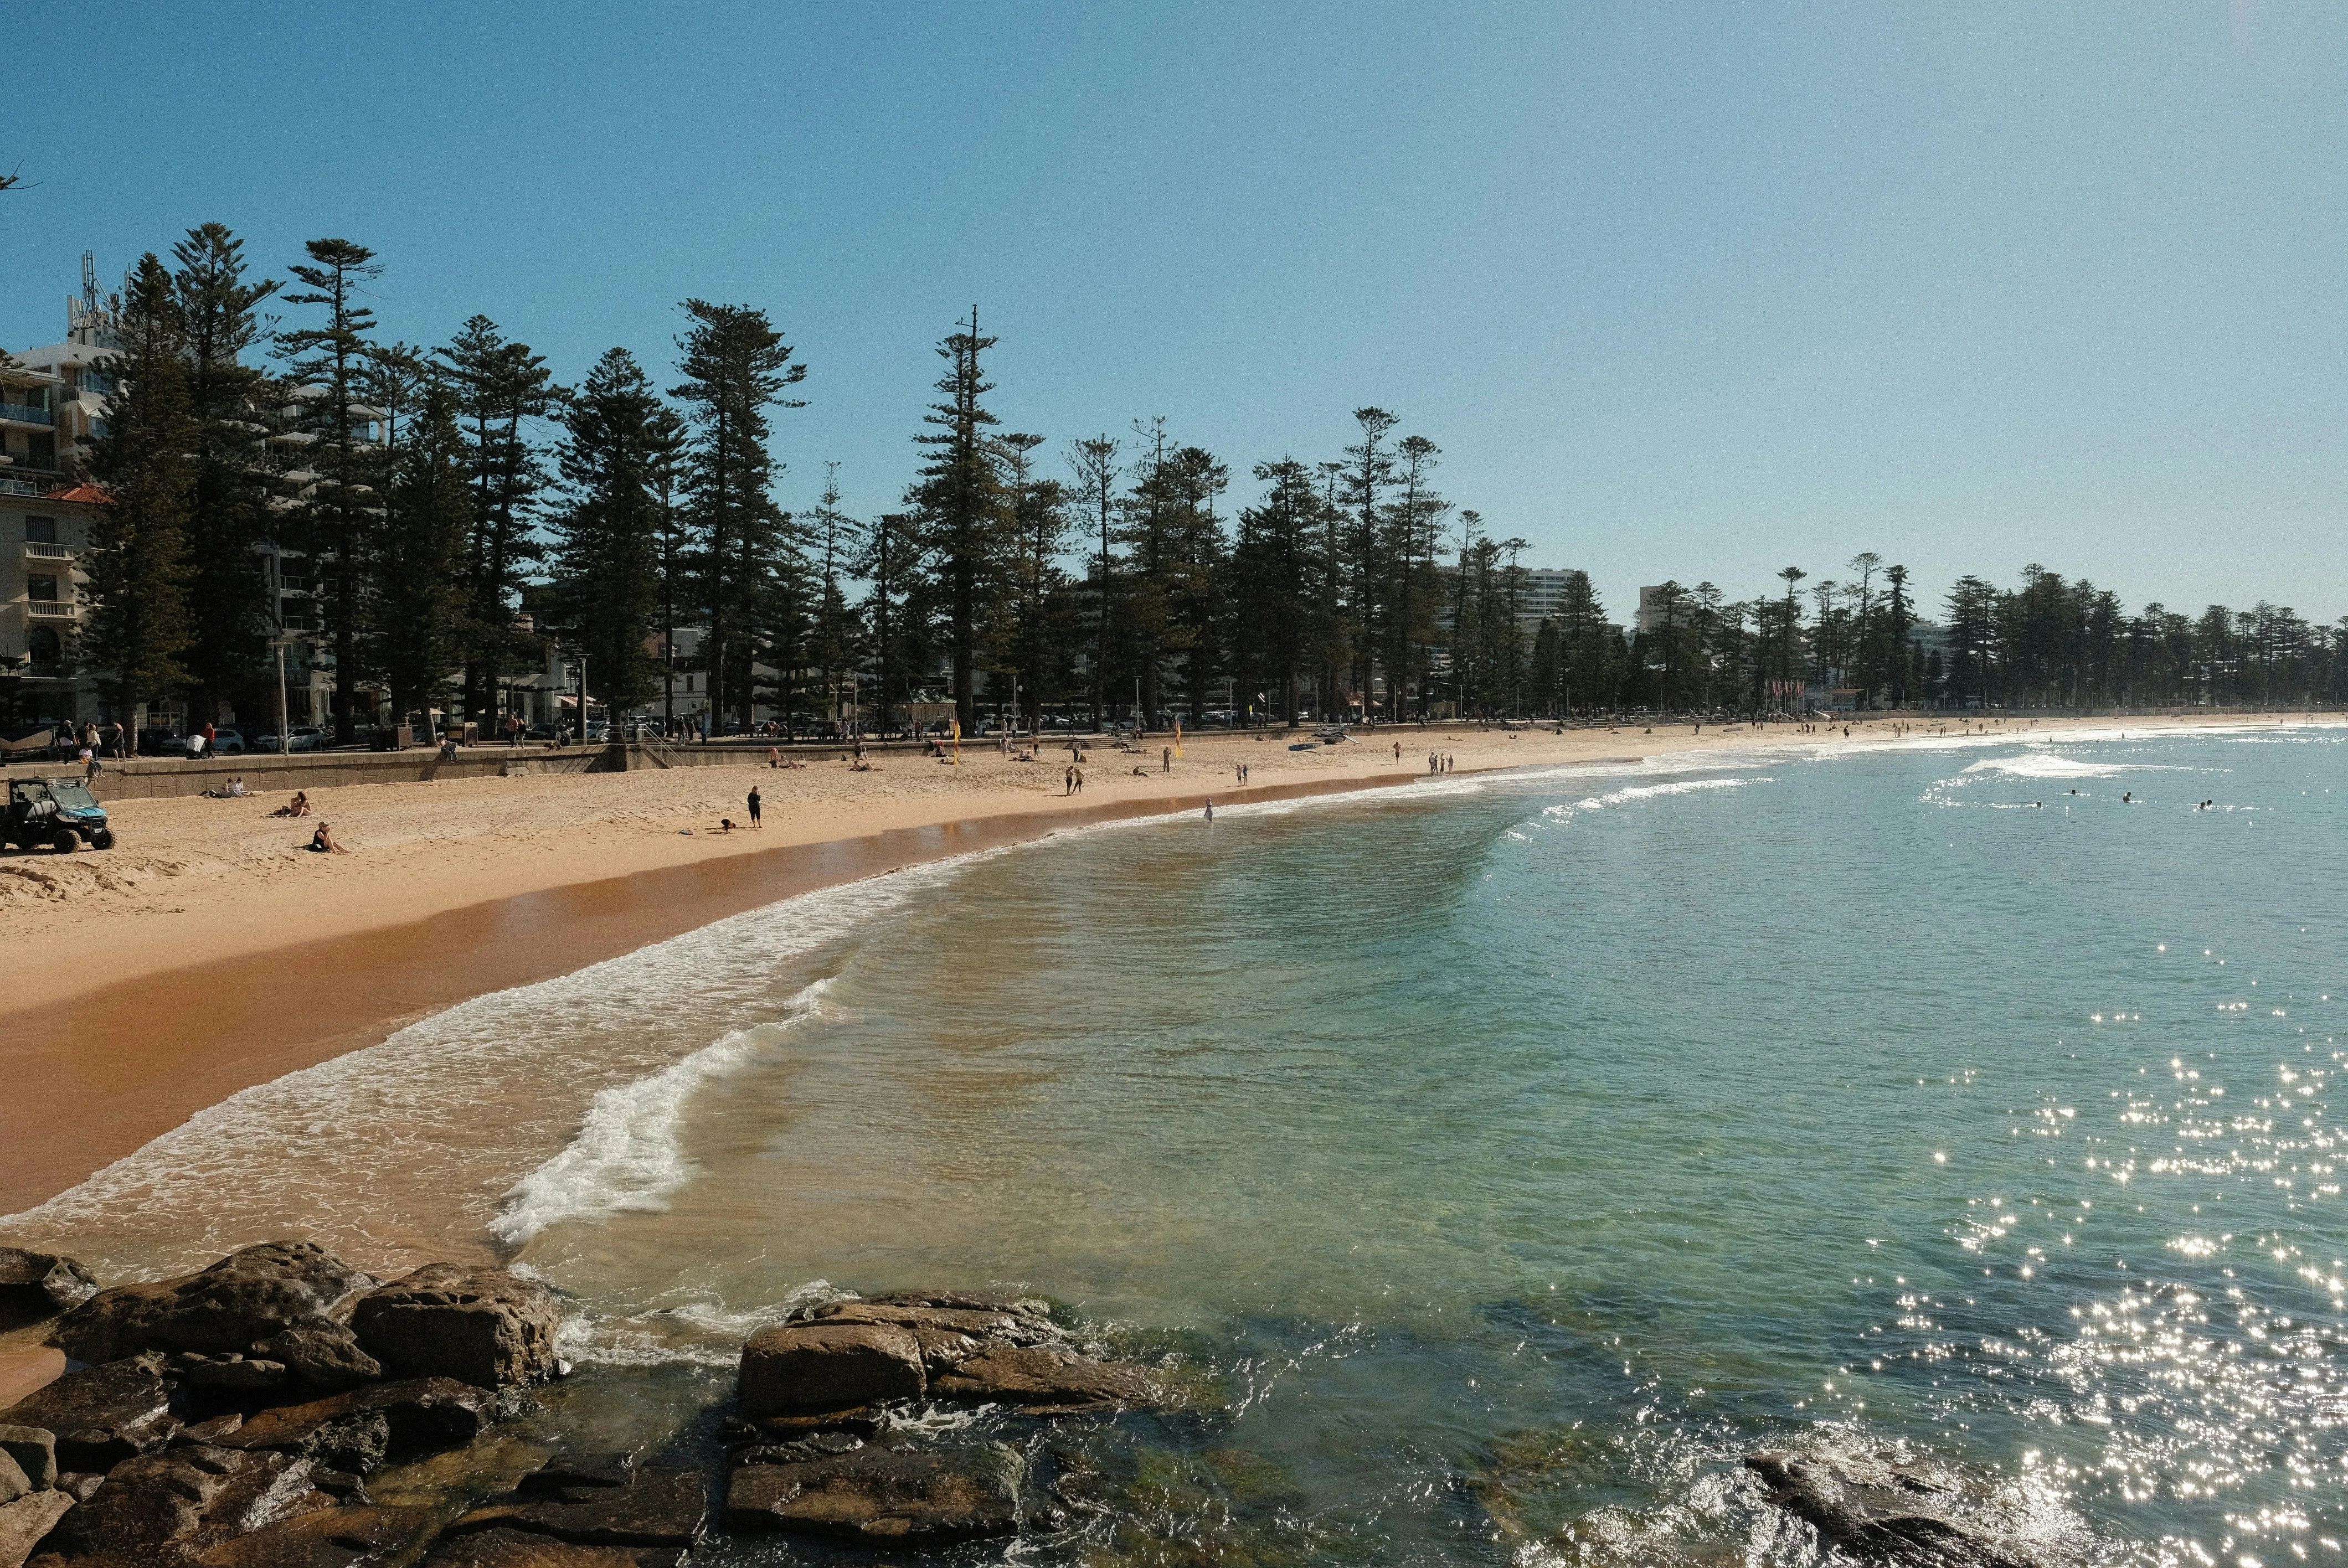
[{"x1": 1427, "y1": 752, "x2": 1456, "y2": 774}]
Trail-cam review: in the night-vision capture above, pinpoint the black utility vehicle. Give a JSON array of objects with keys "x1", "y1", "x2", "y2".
[{"x1": 4, "y1": 776, "x2": 112, "y2": 852}]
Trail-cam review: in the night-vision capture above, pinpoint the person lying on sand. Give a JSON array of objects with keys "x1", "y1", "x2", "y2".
[{"x1": 306, "y1": 822, "x2": 349, "y2": 854}]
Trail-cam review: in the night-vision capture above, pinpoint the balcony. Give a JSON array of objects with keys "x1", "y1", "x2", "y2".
[
  {"x1": 25, "y1": 601, "x2": 77, "y2": 619},
  {"x1": 0, "y1": 403, "x2": 54, "y2": 427},
  {"x1": 24, "y1": 541, "x2": 72, "y2": 560}
]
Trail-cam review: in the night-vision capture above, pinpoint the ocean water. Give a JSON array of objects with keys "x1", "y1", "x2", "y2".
[{"x1": 6, "y1": 725, "x2": 2345, "y2": 1565}]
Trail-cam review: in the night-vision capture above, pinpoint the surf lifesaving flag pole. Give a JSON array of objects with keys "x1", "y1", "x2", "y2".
[
  {"x1": 951, "y1": 716, "x2": 961, "y2": 765},
  {"x1": 1173, "y1": 715, "x2": 1182, "y2": 760}
]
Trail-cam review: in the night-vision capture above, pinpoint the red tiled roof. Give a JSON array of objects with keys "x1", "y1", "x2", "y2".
[{"x1": 42, "y1": 483, "x2": 108, "y2": 504}]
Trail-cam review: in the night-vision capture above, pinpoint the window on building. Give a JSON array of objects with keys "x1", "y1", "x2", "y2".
[
  {"x1": 27, "y1": 434, "x2": 55, "y2": 470},
  {"x1": 23, "y1": 516, "x2": 55, "y2": 543},
  {"x1": 25, "y1": 575, "x2": 57, "y2": 602},
  {"x1": 28, "y1": 627, "x2": 60, "y2": 673}
]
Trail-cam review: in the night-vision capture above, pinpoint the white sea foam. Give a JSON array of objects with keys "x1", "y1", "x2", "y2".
[
  {"x1": 492, "y1": 979, "x2": 832, "y2": 1245},
  {"x1": 1545, "y1": 776, "x2": 1769, "y2": 818},
  {"x1": 1960, "y1": 755, "x2": 2126, "y2": 780},
  {"x1": 555, "y1": 1278, "x2": 845, "y2": 1367}
]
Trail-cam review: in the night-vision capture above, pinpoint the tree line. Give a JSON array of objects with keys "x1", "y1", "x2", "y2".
[{"x1": 69, "y1": 225, "x2": 2348, "y2": 743}]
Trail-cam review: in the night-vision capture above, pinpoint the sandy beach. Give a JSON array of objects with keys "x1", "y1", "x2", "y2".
[{"x1": 0, "y1": 711, "x2": 2287, "y2": 1212}]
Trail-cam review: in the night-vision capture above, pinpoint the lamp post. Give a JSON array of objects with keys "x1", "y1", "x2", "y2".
[{"x1": 268, "y1": 636, "x2": 295, "y2": 760}]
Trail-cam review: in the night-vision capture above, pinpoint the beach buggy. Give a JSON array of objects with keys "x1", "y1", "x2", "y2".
[{"x1": 4, "y1": 776, "x2": 112, "y2": 852}]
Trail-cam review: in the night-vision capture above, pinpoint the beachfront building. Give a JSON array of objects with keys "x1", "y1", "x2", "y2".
[{"x1": 2, "y1": 276, "x2": 121, "y2": 731}]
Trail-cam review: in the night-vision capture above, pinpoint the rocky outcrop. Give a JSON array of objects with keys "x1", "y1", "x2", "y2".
[
  {"x1": 0, "y1": 1492, "x2": 73, "y2": 1568},
  {"x1": 52, "y1": 1244, "x2": 374, "y2": 1365},
  {"x1": 736, "y1": 1322, "x2": 925, "y2": 1417},
  {"x1": 723, "y1": 1442, "x2": 1021, "y2": 1543},
  {"x1": 1, "y1": 1355, "x2": 181, "y2": 1472},
  {"x1": 349, "y1": 1267, "x2": 559, "y2": 1390},
  {"x1": 192, "y1": 1502, "x2": 439, "y2": 1567},
  {"x1": 1744, "y1": 1450, "x2": 2056, "y2": 1568},
  {"x1": 444, "y1": 1466, "x2": 706, "y2": 1551},
  {"x1": 0, "y1": 1252, "x2": 97, "y2": 1323},
  {"x1": 253, "y1": 1327, "x2": 380, "y2": 1393},
  {"x1": 27, "y1": 1443, "x2": 332, "y2": 1567},
  {"x1": 807, "y1": 1296, "x2": 1064, "y2": 1374},
  {"x1": 423, "y1": 1528, "x2": 687, "y2": 1567},
  {"x1": 0, "y1": 1419, "x2": 68, "y2": 1568},
  {"x1": 930, "y1": 1344, "x2": 1159, "y2": 1411},
  {"x1": 0, "y1": 1430, "x2": 54, "y2": 1495},
  {"x1": 220, "y1": 1379, "x2": 499, "y2": 1473},
  {"x1": 444, "y1": 1446, "x2": 704, "y2": 1559}
]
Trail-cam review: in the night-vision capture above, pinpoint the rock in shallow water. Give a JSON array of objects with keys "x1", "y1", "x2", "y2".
[
  {"x1": 930, "y1": 1345, "x2": 1159, "y2": 1411},
  {"x1": 737, "y1": 1322, "x2": 926, "y2": 1416},
  {"x1": 723, "y1": 1444, "x2": 1021, "y2": 1543},
  {"x1": 349, "y1": 1267, "x2": 559, "y2": 1391},
  {"x1": 50, "y1": 1244, "x2": 375, "y2": 1366},
  {"x1": 422, "y1": 1527, "x2": 686, "y2": 1567},
  {"x1": 445, "y1": 1468, "x2": 707, "y2": 1549},
  {"x1": 512, "y1": 1453, "x2": 635, "y2": 1497},
  {"x1": 190, "y1": 1502, "x2": 439, "y2": 1567},
  {"x1": 1744, "y1": 1450, "x2": 2059, "y2": 1568}
]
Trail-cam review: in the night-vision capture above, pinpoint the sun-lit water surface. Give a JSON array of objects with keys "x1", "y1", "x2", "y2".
[{"x1": 7, "y1": 725, "x2": 2344, "y2": 1565}]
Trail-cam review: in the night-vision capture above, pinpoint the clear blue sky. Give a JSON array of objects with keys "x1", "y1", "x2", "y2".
[{"x1": 9, "y1": 2, "x2": 2345, "y2": 622}]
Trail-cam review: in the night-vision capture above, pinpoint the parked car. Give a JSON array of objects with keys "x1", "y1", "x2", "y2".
[
  {"x1": 254, "y1": 726, "x2": 326, "y2": 753},
  {"x1": 210, "y1": 727, "x2": 248, "y2": 755},
  {"x1": 524, "y1": 724, "x2": 557, "y2": 742}
]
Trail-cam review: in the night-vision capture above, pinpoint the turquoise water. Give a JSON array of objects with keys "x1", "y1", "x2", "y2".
[{"x1": 11, "y1": 727, "x2": 2344, "y2": 1564}]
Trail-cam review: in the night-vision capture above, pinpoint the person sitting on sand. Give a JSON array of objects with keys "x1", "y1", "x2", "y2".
[
  {"x1": 307, "y1": 822, "x2": 349, "y2": 854},
  {"x1": 717, "y1": 818, "x2": 737, "y2": 833},
  {"x1": 272, "y1": 791, "x2": 312, "y2": 818}
]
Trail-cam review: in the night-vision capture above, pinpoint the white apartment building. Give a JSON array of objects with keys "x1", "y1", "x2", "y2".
[{"x1": 3, "y1": 280, "x2": 116, "y2": 730}]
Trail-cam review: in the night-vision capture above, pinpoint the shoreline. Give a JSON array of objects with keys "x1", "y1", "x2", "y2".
[{"x1": 0, "y1": 712, "x2": 2305, "y2": 1216}]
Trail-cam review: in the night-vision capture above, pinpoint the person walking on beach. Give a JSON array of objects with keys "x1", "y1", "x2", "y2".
[
  {"x1": 748, "y1": 786, "x2": 763, "y2": 828},
  {"x1": 1065, "y1": 765, "x2": 1075, "y2": 796},
  {"x1": 1162, "y1": 746, "x2": 1172, "y2": 774}
]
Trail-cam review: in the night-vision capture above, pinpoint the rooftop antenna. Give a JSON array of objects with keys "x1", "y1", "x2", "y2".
[{"x1": 69, "y1": 251, "x2": 117, "y2": 345}]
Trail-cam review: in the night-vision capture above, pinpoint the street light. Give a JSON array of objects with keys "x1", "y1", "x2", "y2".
[{"x1": 267, "y1": 635, "x2": 297, "y2": 759}]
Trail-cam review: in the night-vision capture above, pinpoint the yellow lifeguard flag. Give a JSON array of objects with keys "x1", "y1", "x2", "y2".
[
  {"x1": 951, "y1": 716, "x2": 961, "y2": 765},
  {"x1": 1173, "y1": 715, "x2": 1182, "y2": 759}
]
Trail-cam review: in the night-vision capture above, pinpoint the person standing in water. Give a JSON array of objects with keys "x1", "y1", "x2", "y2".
[{"x1": 1204, "y1": 797, "x2": 1214, "y2": 821}]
